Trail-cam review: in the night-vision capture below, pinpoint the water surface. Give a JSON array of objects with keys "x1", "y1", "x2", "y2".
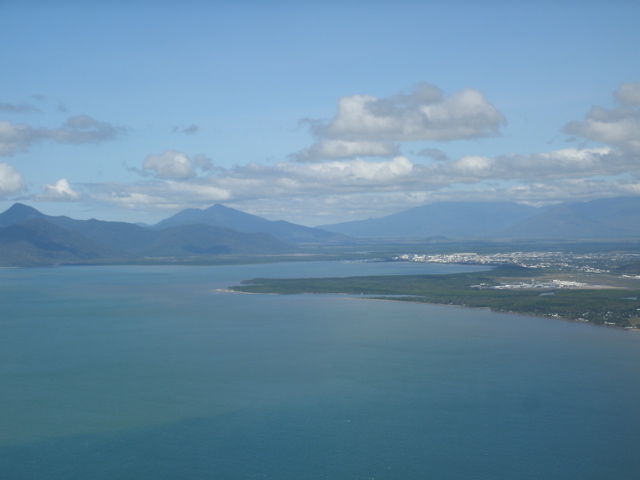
[{"x1": 1, "y1": 262, "x2": 640, "y2": 479}]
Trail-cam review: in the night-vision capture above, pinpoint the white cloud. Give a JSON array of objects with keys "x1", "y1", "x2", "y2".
[
  {"x1": 89, "y1": 157, "x2": 422, "y2": 211},
  {"x1": 433, "y1": 147, "x2": 633, "y2": 183},
  {"x1": 36, "y1": 178, "x2": 82, "y2": 202},
  {"x1": 564, "y1": 83, "x2": 640, "y2": 154},
  {"x1": 84, "y1": 137, "x2": 640, "y2": 224},
  {"x1": 293, "y1": 139, "x2": 399, "y2": 162},
  {"x1": 281, "y1": 156, "x2": 415, "y2": 187},
  {"x1": 142, "y1": 150, "x2": 199, "y2": 180},
  {"x1": 0, "y1": 162, "x2": 25, "y2": 197},
  {"x1": 53, "y1": 82, "x2": 640, "y2": 225},
  {"x1": 295, "y1": 83, "x2": 506, "y2": 160},
  {"x1": 0, "y1": 116, "x2": 124, "y2": 156},
  {"x1": 241, "y1": 174, "x2": 640, "y2": 225}
]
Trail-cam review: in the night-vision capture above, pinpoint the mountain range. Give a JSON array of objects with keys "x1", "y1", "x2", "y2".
[
  {"x1": 0, "y1": 204, "x2": 296, "y2": 266},
  {"x1": 1, "y1": 196, "x2": 639, "y2": 266},
  {"x1": 319, "y1": 197, "x2": 640, "y2": 239}
]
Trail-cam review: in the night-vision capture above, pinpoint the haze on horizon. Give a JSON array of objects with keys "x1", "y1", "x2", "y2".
[{"x1": 1, "y1": 1, "x2": 639, "y2": 227}]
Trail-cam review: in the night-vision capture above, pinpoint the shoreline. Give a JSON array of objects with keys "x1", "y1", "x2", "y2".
[{"x1": 222, "y1": 287, "x2": 640, "y2": 331}]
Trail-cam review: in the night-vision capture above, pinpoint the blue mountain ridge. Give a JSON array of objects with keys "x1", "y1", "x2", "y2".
[
  {"x1": 0, "y1": 204, "x2": 295, "y2": 266},
  {"x1": 318, "y1": 197, "x2": 640, "y2": 239}
]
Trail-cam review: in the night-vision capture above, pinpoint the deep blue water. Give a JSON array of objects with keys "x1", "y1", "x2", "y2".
[{"x1": 2, "y1": 262, "x2": 640, "y2": 479}]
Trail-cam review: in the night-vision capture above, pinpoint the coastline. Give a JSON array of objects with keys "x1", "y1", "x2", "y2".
[{"x1": 223, "y1": 286, "x2": 640, "y2": 331}]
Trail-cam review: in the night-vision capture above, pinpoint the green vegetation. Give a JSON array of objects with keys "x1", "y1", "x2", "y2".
[{"x1": 231, "y1": 266, "x2": 640, "y2": 328}]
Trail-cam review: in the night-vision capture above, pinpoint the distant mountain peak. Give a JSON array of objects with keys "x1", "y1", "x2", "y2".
[
  {"x1": 153, "y1": 204, "x2": 349, "y2": 244},
  {"x1": 0, "y1": 203, "x2": 297, "y2": 266},
  {"x1": 205, "y1": 204, "x2": 230, "y2": 211},
  {"x1": 5, "y1": 203, "x2": 42, "y2": 214},
  {"x1": 0, "y1": 203, "x2": 46, "y2": 228}
]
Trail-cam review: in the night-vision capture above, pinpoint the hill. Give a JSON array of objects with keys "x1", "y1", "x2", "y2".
[
  {"x1": 0, "y1": 202, "x2": 47, "y2": 228},
  {"x1": 0, "y1": 204, "x2": 295, "y2": 266},
  {"x1": 136, "y1": 223, "x2": 293, "y2": 257},
  {"x1": 0, "y1": 218, "x2": 113, "y2": 266},
  {"x1": 154, "y1": 204, "x2": 349, "y2": 244}
]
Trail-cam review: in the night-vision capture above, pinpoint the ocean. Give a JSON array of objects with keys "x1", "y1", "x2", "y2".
[{"x1": 1, "y1": 262, "x2": 640, "y2": 479}]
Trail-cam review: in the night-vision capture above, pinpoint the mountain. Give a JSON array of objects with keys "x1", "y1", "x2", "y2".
[
  {"x1": 140, "y1": 223, "x2": 292, "y2": 256},
  {"x1": 0, "y1": 218, "x2": 113, "y2": 266},
  {"x1": 0, "y1": 204, "x2": 295, "y2": 266},
  {"x1": 153, "y1": 204, "x2": 349, "y2": 244},
  {"x1": 48, "y1": 217, "x2": 158, "y2": 255},
  {"x1": 2, "y1": 196, "x2": 638, "y2": 267},
  {"x1": 0, "y1": 202, "x2": 47, "y2": 228},
  {"x1": 320, "y1": 197, "x2": 640, "y2": 240},
  {"x1": 499, "y1": 196, "x2": 640, "y2": 239},
  {"x1": 319, "y1": 201, "x2": 540, "y2": 239}
]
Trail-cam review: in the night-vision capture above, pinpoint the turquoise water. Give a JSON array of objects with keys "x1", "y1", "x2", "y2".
[{"x1": 2, "y1": 263, "x2": 640, "y2": 479}]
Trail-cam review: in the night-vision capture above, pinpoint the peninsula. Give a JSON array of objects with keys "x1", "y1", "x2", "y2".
[{"x1": 231, "y1": 262, "x2": 640, "y2": 329}]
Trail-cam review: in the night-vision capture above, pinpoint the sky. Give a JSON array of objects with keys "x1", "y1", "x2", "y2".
[{"x1": 1, "y1": 0, "x2": 639, "y2": 226}]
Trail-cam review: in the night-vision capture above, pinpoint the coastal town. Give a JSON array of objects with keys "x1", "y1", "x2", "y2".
[
  {"x1": 386, "y1": 250, "x2": 640, "y2": 327},
  {"x1": 393, "y1": 251, "x2": 640, "y2": 276}
]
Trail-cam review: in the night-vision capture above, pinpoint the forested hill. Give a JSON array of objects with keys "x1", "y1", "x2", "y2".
[
  {"x1": 0, "y1": 204, "x2": 294, "y2": 266},
  {"x1": 153, "y1": 203, "x2": 349, "y2": 244}
]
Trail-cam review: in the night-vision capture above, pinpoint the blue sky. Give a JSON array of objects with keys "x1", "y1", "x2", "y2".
[{"x1": 1, "y1": 1, "x2": 639, "y2": 226}]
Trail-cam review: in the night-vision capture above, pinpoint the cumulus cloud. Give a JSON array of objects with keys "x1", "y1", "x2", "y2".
[
  {"x1": 71, "y1": 82, "x2": 640, "y2": 224},
  {"x1": 0, "y1": 115, "x2": 124, "y2": 156},
  {"x1": 86, "y1": 170, "x2": 640, "y2": 226},
  {"x1": 36, "y1": 178, "x2": 82, "y2": 202},
  {"x1": 564, "y1": 82, "x2": 640, "y2": 154},
  {"x1": 143, "y1": 151, "x2": 196, "y2": 180},
  {"x1": 90, "y1": 156, "x2": 422, "y2": 211},
  {"x1": 0, "y1": 163, "x2": 25, "y2": 197},
  {"x1": 91, "y1": 139, "x2": 640, "y2": 217},
  {"x1": 295, "y1": 83, "x2": 505, "y2": 160},
  {"x1": 280, "y1": 156, "x2": 415, "y2": 188},
  {"x1": 141, "y1": 150, "x2": 212, "y2": 180}
]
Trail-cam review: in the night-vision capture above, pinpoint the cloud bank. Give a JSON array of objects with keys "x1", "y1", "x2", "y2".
[{"x1": 19, "y1": 82, "x2": 640, "y2": 224}]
